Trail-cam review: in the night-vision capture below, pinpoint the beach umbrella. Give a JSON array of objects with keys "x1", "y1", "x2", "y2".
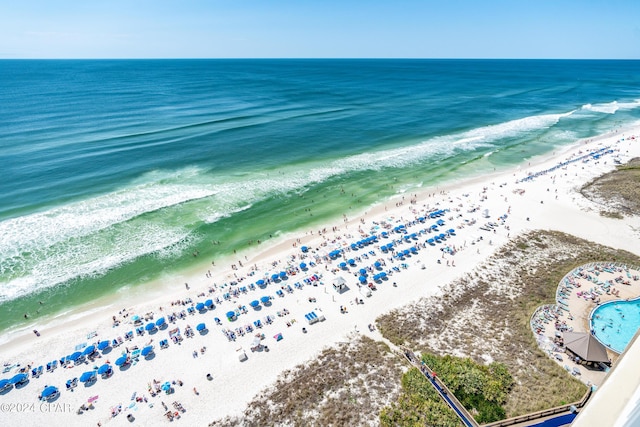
[
  {"x1": 145, "y1": 322, "x2": 155, "y2": 331},
  {"x1": 350, "y1": 243, "x2": 358, "y2": 250},
  {"x1": 359, "y1": 276, "x2": 367, "y2": 283},
  {"x1": 256, "y1": 279, "x2": 265, "y2": 286},
  {"x1": 274, "y1": 333, "x2": 283, "y2": 341},
  {"x1": 10, "y1": 373, "x2": 27, "y2": 384},
  {"x1": 79, "y1": 371, "x2": 96, "y2": 383},
  {"x1": 97, "y1": 364, "x2": 111, "y2": 375},
  {"x1": 271, "y1": 273, "x2": 279, "y2": 281},
  {"x1": 196, "y1": 323, "x2": 206, "y2": 331},
  {"x1": 339, "y1": 262, "x2": 347, "y2": 269},
  {"x1": 250, "y1": 300, "x2": 260, "y2": 308},
  {"x1": 115, "y1": 356, "x2": 128, "y2": 366},
  {"x1": 380, "y1": 272, "x2": 387, "y2": 277},
  {"x1": 155, "y1": 317, "x2": 165, "y2": 327},
  {"x1": 226, "y1": 311, "x2": 236, "y2": 319},
  {"x1": 260, "y1": 296, "x2": 270, "y2": 304},
  {"x1": 41, "y1": 385, "x2": 58, "y2": 398},
  {"x1": 0, "y1": 379, "x2": 10, "y2": 389},
  {"x1": 97, "y1": 340, "x2": 110, "y2": 351},
  {"x1": 196, "y1": 302, "x2": 205, "y2": 311},
  {"x1": 374, "y1": 261, "x2": 382, "y2": 269},
  {"x1": 83, "y1": 345, "x2": 96, "y2": 356},
  {"x1": 299, "y1": 262, "x2": 307, "y2": 269},
  {"x1": 204, "y1": 299, "x2": 213, "y2": 308},
  {"x1": 70, "y1": 351, "x2": 83, "y2": 361},
  {"x1": 359, "y1": 268, "x2": 367, "y2": 275},
  {"x1": 141, "y1": 346, "x2": 154, "y2": 356},
  {"x1": 301, "y1": 246, "x2": 308, "y2": 252},
  {"x1": 279, "y1": 271, "x2": 287, "y2": 278},
  {"x1": 131, "y1": 315, "x2": 140, "y2": 322},
  {"x1": 161, "y1": 382, "x2": 171, "y2": 391},
  {"x1": 348, "y1": 259, "x2": 355, "y2": 265}
]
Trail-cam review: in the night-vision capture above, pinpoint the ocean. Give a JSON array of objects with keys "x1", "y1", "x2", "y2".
[{"x1": 1, "y1": 59, "x2": 639, "y2": 333}]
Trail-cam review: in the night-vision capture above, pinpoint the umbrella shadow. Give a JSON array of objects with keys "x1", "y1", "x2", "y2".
[
  {"x1": 102, "y1": 347, "x2": 113, "y2": 355},
  {"x1": 119, "y1": 363, "x2": 131, "y2": 372},
  {"x1": 198, "y1": 329, "x2": 209, "y2": 336},
  {"x1": 144, "y1": 353, "x2": 156, "y2": 361},
  {"x1": 0, "y1": 386, "x2": 13, "y2": 395},
  {"x1": 83, "y1": 378, "x2": 97, "y2": 388}
]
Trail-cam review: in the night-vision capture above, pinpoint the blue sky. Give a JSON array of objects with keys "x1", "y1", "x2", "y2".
[{"x1": 1, "y1": 0, "x2": 639, "y2": 59}]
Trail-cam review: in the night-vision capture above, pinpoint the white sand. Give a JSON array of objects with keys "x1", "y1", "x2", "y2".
[{"x1": 1, "y1": 127, "x2": 639, "y2": 426}]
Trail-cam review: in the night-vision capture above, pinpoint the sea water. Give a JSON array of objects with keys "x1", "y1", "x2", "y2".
[{"x1": 1, "y1": 59, "x2": 640, "y2": 332}]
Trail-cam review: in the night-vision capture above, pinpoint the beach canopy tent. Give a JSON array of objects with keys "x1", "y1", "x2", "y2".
[
  {"x1": 97, "y1": 340, "x2": 110, "y2": 351},
  {"x1": 115, "y1": 356, "x2": 128, "y2": 366},
  {"x1": 79, "y1": 371, "x2": 96, "y2": 382},
  {"x1": 332, "y1": 276, "x2": 349, "y2": 294},
  {"x1": 196, "y1": 323, "x2": 206, "y2": 331},
  {"x1": 250, "y1": 300, "x2": 260, "y2": 308},
  {"x1": 563, "y1": 332, "x2": 609, "y2": 363},
  {"x1": 10, "y1": 373, "x2": 27, "y2": 384},
  {"x1": 145, "y1": 322, "x2": 156, "y2": 331},
  {"x1": 141, "y1": 346, "x2": 154, "y2": 356},
  {"x1": 155, "y1": 317, "x2": 165, "y2": 327},
  {"x1": 41, "y1": 385, "x2": 58, "y2": 399},
  {"x1": 97, "y1": 364, "x2": 111, "y2": 375},
  {"x1": 83, "y1": 345, "x2": 96, "y2": 355}
]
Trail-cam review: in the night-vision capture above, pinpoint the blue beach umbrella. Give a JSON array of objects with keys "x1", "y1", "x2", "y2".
[
  {"x1": 301, "y1": 246, "x2": 308, "y2": 252},
  {"x1": 155, "y1": 317, "x2": 165, "y2": 327},
  {"x1": 348, "y1": 259, "x2": 355, "y2": 265},
  {"x1": 70, "y1": 351, "x2": 83, "y2": 361},
  {"x1": 359, "y1": 268, "x2": 367, "y2": 275},
  {"x1": 97, "y1": 364, "x2": 111, "y2": 375},
  {"x1": 205, "y1": 299, "x2": 213, "y2": 308},
  {"x1": 196, "y1": 323, "x2": 206, "y2": 331},
  {"x1": 42, "y1": 385, "x2": 58, "y2": 398},
  {"x1": 196, "y1": 302, "x2": 205, "y2": 311},
  {"x1": 374, "y1": 261, "x2": 382, "y2": 269},
  {"x1": 83, "y1": 345, "x2": 95, "y2": 355},
  {"x1": 145, "y1": 322, "x2": 155, "y2": 331},
  {"x1": 115, "y1": 356, "x2": 128, "y2": 366},
  {"x1": 250, "y1": 300, "x2": 260, "y2": 308},
  {"x1": 256, "y1": 279, "x2": 265, "y2": 286},
  {"x1": 161, "y1": 382, "x2": 171, "y2": 391},
  {"x1": 226, "y1": 311, "x2": 236, "y2": 320},
  {"x1": 279, "y1": 271, "x2": 287, "y2": 278},
  {"x1": 359, "y1": 276, "x2": 367, "y2": 283},
  {"x1": 339, "y1": 262, "x2": 347, "y2": 269},
  {"x1": 79, "y1": 371, "x2": 96, "y2": 382},
  {"x1": 271, "y1": 273, "x2": 279, "y2": 281},
  {"x1": 260, "y1": 296, "x2": 270, "y2": 304},
  {"x1": 97, "y1": 340, "x2": 110, "y2": 351},
  {"x1": 380, "y1": 272, "x2": 387, "y2": 277},
  {"x1": 0, "y1": 379, "x2": 10, "y2": 389},
  {"x1": 10, "y1": 373, "x2": 27, "y2": 384},
  {"x1": 141, "y1": 346, "x2": 154, "y2": 356},
  {"x1": 299, "y1": 262, "x2": 307, "y2": 269}
]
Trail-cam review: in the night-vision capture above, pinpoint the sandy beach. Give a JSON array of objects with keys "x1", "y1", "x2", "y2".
[{"x1": 1, "y1": 127, "x2": 639, "y2": 426}]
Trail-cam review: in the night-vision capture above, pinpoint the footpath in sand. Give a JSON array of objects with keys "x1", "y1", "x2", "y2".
[{"x1": 0, "y1": 128, "x2": 639, "y2": 426}]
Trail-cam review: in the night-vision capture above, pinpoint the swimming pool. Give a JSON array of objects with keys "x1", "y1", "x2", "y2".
[{"x1": 590, "y1": 298, "x2": 640, "y2": 354}]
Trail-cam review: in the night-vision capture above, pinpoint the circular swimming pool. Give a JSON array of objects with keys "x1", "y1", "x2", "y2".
[{"x1": 590, "y1": 298, "x2": 640, "y2": 354}]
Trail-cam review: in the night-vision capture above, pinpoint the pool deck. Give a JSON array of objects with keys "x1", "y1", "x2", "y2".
[{"x1": 531, "y1": 263, "x2": 640, "y2": 388}]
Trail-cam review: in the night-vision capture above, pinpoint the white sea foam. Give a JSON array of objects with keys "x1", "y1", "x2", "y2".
[
  {"x1": 0, "y1": 109, "x2": 580, "y2": 301},
  {"x1": 581, "y1": 100, "x2": 640, "y2": 115}
]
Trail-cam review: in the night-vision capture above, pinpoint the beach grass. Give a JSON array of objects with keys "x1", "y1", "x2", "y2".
[
  {"x1": 581, "y1": 157, "x2": 640, "y2": 217},
  {"x1": 208, "y1": 335, "x2": 406, "y2": 426},
  {"x1": 376, "y1": 230, "x2": 640, "y2": 418}
]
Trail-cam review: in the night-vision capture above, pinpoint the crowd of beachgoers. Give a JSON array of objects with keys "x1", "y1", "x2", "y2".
[{"x1": 1, "y1": 129, "x2": 638, "y2": 426}]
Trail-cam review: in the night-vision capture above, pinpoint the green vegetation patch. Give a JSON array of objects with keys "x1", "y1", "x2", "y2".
[
  {"x1": 380, "y1": 367, "x2": 463, "y2": 427},
  {"x1": 421, "y1": 354, "x2": 513, "y2": 424}
]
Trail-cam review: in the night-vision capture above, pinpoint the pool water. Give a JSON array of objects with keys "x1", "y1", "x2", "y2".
[{"x1": 590, "y1": 298, "x2": 640, "y2": 354}]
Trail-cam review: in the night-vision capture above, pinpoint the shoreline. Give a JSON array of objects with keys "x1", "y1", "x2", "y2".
[{"x1": 1, "y1": 126, "x2": 639, "y2": 426}]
